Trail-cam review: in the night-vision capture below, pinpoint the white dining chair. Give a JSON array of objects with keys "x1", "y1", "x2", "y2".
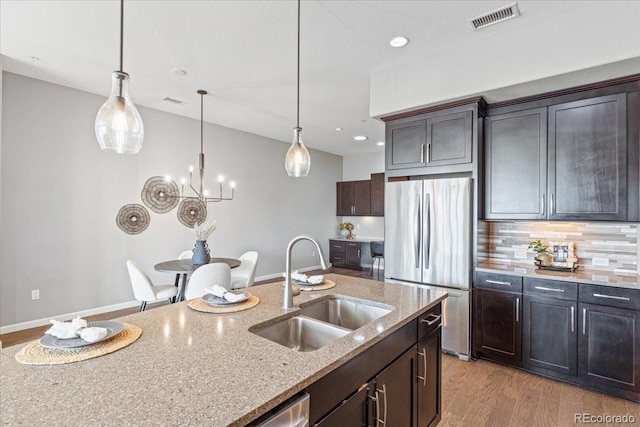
[
  {"x1": 178, "y1": 250, "x2": 192, "y2": 260},
  {"x1": 230, "y1": 251, "x2": 259, "y2": 290},
  {"x1": 126, "y1": 260, "x2": 178, "y2": 312},
  {"x1": 184, "y1": 263, "x2": 231, "y2": 300}
]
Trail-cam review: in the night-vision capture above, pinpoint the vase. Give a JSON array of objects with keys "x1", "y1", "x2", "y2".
[
  {"x1": 340, "y1": 229, "x2": 349, "y2": 238},
  {"x1": 536, "y1": 253, "x2": 552, "y2": 267},
  {"x1": 192, "y1": 240, "x2": 211, "y2": 265}
]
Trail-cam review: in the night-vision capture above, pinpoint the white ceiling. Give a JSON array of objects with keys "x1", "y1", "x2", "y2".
[{"x1": 1, "y1": 1, "x2": 639, "y2": 156}]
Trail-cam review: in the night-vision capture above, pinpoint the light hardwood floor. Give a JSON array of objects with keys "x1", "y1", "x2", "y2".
[{"x1": 3, "y1": 267, "x2": 638, "y2": 426}]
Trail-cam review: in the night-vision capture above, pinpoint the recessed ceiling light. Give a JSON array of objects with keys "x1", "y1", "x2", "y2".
[
  {"x1": 353, "y1": 136, "x2": 368, "y2": 141},
  {"x1": 172, "y1": 68, "x2": 188, "y2": 76},
  {"x1": 334, "y1": 127, "x2": 343, "y2": 131},
  {"x1": 377, "y1": 141, "x2": 385, "y2": 146},
  {"x1": 389, "y1": 36, "x2": 409, "y2": 48}
]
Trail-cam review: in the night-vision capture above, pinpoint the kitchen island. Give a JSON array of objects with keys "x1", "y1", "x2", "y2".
[{"x1": 0, "y1": 274, "x2": 446, "y2": 426}]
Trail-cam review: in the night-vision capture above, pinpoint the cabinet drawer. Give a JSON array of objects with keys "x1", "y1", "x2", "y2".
[
  {"x1": 330, "y1": 241, "x2": 346, "y2": 253},
  {"x1": 524, "y1": 278, "x2": 577, "y2": 301},
  {"x1": 418, "y1": 303, "x2": 442, "y2": 340},
  {"x1": 579, "y1": 284, "x2": 640, "y2": 310},
  {"x1": 331, "y1": 255, "x2": 345, "y2": 265},
  {"x1": 475, "y1": 271, "x2": 522, "y2": 293}
]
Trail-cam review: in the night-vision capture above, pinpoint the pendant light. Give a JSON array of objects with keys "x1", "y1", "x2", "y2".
[
  {"x1": 285, "y1": 0, "x2": 311, "y2": 177},
  {"x1": 95, "y1": 0, "x2": 144, "y2": 154}
]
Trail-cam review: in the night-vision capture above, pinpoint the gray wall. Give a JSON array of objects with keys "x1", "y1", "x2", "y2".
[{"x1": 0, "y1": 72, "x2": 342, "y2": 327}]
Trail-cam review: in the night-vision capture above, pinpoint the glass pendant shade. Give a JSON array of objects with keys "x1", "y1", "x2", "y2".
[
  {"x1": 95, "y1": 71, "x2": 144, "y2": 154},
  {"x1": 285, "y1": 127, "x2": 310, "y2": 177}
]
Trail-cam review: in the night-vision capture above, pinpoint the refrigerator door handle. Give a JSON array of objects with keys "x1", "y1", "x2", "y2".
[
  {"x1": 415, "y1": 193, "x2": 421, "y2": 269},
  {"x1": 423, "y1": 193, "x2": 430, "y2": 269}
]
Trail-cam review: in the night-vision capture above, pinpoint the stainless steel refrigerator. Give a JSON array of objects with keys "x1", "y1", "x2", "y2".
[{"x1": 385, "y1": 177, "x2": 472, "y2": 360}]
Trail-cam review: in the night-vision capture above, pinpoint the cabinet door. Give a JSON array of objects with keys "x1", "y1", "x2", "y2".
[
  {"x1": 579, "y1": 302, "x2": 640, "y2": 393},
  {"x1": 353, "y1": 180, "x2": 371, "y2": 215},
  {"x1": 374, "y1": 348, "x2": 417, "y2": 427},
  {"x1": 316, "y1": 382, "x2": 370, "y2": 426},
  {"x1": 337, "y1": 182, "x2": 354, "y2": 216},
  {"x1": 523, "y1": 295, "x2": 577, "y2": 376},
  {"x1": 345, "y1": 242, "x2": 362, "y2": 269},
  {"x1": 473, "y1": 288, "x2": 521, "y2": 366},
  {"x1": 370, "y1": 173, "x2": 385, "y2": 216},
  {"x1": 484, "y1": 108, "x2": 547, "y2": 219},
  {"x1": 548, "y1": 94, "x2": 627, "y2": 220},
  {"x1": 386, "y1": 120, "x2": 427, "y2": 170},
  {"x1": 417, "y1": 328, "x2": 441, "y2": 427},
  {"x1": 426, "y1": 110, "x2": 472, "y2": 167}
]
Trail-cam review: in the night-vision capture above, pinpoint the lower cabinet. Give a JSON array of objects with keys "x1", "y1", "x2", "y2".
[
  {"x1": 329, "y1": 240, "x2": 362, "y2": 270},
  {"x1": 473, "y1": 288, "x2": 521, "y2": 366},
  {"x1": 308, "y1": 303, "x2": 443, "y2": 426}
]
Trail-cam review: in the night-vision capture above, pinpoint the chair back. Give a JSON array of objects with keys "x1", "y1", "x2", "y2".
[
  {"x1": 126, "y1": 260, "x2": 157, "y2": 302},
  {"x1": 370, "y1": 241, "x2": 384, "y2": 257},
  {"x1": 185, "y1": 263, "x2": 231, "y2": 300},
  {"x1": 178, "y1": 250, "x2": 192, "y2": 260},
  {"x1": 231, "y1": 251, "x2": 259, "y2": 289}
]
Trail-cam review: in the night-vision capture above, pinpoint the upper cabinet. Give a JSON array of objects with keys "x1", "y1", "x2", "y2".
[
  {"x1": 370, "y1": 173, "x2": 385, "y2": 216},
  {"x1": 383, "y1": 100, "x2": 484, "y2": 177},
  {"x1": 337, "y1": 180, "x2": 371, "y2": 216},
  {"x1": 484, "y1": 79, "x2": 640, "y2": 221}
]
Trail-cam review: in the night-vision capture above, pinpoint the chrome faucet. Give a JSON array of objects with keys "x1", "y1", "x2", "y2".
[{"x1": 284, "y1": 235, "x2": 330, "y2": 309}]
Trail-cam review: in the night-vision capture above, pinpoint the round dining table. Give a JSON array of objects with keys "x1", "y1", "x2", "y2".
[{"x1": 154, "y1": 258, "x2": 241, "y2": 302}]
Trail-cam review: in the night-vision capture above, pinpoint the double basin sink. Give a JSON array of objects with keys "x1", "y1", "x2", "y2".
[{"x1": 249, "y1": 296, "x2": 393, "y2": 352}]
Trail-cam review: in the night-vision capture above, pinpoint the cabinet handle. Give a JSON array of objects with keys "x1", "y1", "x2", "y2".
[
  {"x1": 348, "y1": 243, "x2": 357, "y2": 247},
  {"x1": 421, "y1": 314, "x2": 441, "y2": 326},
  {"x1": 417, "y1": 349, "x2": 427, "y2": 386},
  {"x1": 541, "y1": 193, "x2": 545, "y2": 215},
  {"x1": 333, "y1": 257, "x2": 342, "y2": 260},
  {"x1": 583, "y1": 308, "x2": 587, "y2": 335},
  {"x1": 550, "y1": 193, "x2": 554, "y2": 215},
  {"x1": 571, "y1": 306, "x2": 575, "y2": 332},
  {"x1": 427, "y1": 143, "x2": 431, "y2": 163},
  {"x1": 486, "y1": 279, "x2": 511, "y2": 286},
  {"x1": 593, "y1": 293, "x2": 630, "y2": 301},
  {"x1": 333, "y1": 245, "x2": 341, "y2": 248},
  {"x1": 516, "y1": 298, "x2": 519, "y2": 322},
  {"x1": 380, "y1": 384, "x2": 387, "y2": 426},
  {"x1": 534, "y1": 286, "x2": 565, "y2": 293},
  {"x1": 421, "y1": 143, "x2": 425, "y2": 163},
  {"x1": 369, "y1": 393, "x2": 381, "y2": 427}
]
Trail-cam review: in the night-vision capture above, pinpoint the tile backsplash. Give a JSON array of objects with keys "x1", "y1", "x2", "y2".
[{"x1": 478, "y1": 221, "x2": 638, "y2": 275}]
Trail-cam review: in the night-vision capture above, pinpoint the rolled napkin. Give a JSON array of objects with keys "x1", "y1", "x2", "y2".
[
  {"x1": 79, "y1": 327, "x2": 108, "y2": 343},
  {"x1": 45, "y1": 316, "x2": 88, "y2": 339},
  {"x1": 307, "y1": 275, "x2": 324, "y2": 285},
  {"x1": 287, "y1": 272, "x2": 324, "y2": 284},
  {"x1": 204, "y1": 285, "x2": 250, "y2": 303},
  {"x1": 289, "y1": 272, "x2": 309, "y2": 282}
]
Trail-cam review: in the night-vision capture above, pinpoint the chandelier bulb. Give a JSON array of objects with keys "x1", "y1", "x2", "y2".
[{"x1": 285, "y1": 127, "x2": 310, "y2": 177}]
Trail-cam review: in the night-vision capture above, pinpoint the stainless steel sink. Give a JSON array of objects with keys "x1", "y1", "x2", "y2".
[
  {"x1": 299, "y1": 297, "x2": 393, "y2": 330},
  {"x1": 250, "y1": 316, "x2": 350, "y2": 352}
]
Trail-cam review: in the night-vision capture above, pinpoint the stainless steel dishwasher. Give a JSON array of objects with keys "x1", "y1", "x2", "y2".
[{"x1": 255, "y1": 393, "x2": 310, "y2": 427}]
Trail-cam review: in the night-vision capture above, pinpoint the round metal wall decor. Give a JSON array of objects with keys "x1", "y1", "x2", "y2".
[
  {"x1": 177, "y1": 198, "x2": 207, "y2": 228},
  {"x1": 141, "y1": 176, "x2": 179, "y2": 214},
  {"x1": 116, "y1": 204, "x2": 150, "y2": 235}
]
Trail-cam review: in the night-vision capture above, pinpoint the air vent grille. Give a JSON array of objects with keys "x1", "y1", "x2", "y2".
[
  {"x1": 163, "y1": 97, "x2": 184, "y2": 105},
  {"x1": 469, "y1": 2, "x2": 520, "y2": 30}
]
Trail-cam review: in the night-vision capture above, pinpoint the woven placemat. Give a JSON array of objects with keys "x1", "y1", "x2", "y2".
[
  {"x1": 15, "y1": 323, "x2": 142, "y2": 366},
  {"x1": 280, "y1": 279, "x2": 336, "y2": 292},
  {"x1": 187, "y1": 295, "x2": 260, "y2": 313}
]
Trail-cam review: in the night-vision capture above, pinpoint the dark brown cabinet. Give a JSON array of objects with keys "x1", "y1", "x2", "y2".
[
  {"x1": 386, "y1": 109, "x2": 474, "y2": 172},
  {"x1": 372, "y1": 347, "x2": 417, "y2": 427},
  {"x1": 315, "y1": 382, "x2": 370, "y2": 426},
  {"x1": 522, "y1": 278, "x2": 578, "y2": 377},
  {"x1": 329, "y1": 240, "x2": 362, "y2": 270},
  {"x1": 548, "y1": 94, "x2": 627, "y2": 221},
  {"x1": 417, "y1": 328, "x2": 441, "y2": 427},
  {"x1": 484, "y1": 107, "x2": 547, "y2": 219},
  {"x1": 337, "y1": 180, "x2": 371, "y2": 216},
  {"x1": 370, "y1": 172, "x2": 385, "y2": 216}
]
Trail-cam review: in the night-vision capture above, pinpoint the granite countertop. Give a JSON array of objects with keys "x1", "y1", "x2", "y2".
[
  {"x1": 0, "y1": 274, "x2": 446, "y2": 426},
  {"x1": 330, "y1": 236, "x2": 384, "y2": 242},
  {"x1": 477, "y1": 261, "x2": 640, "y2": 290}
]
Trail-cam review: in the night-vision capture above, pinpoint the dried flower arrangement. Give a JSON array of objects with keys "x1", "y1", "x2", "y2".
[
  {"x1": 194, "y1": 220, "x2": 217, "y2": 241},
  {"x1": 338, "y1": 222, "x2": 354, "y2": 231}
]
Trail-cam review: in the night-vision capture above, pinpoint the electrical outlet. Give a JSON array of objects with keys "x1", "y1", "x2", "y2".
[
  {"x1": 513, "y1": 251, "x2": 528, "y2": 260},
  {"x1": 31, "y1": 289, "x2": 40, "y2": 300},
  {"x1": 356, "y1": 224, "x2": 360, "y2": 230},
  {"x1": 592, "y1": 257, "x2": 610, "y2": 267},
  {"x1": 312, "y1": 250, "x2": 316, "y2": 257}
]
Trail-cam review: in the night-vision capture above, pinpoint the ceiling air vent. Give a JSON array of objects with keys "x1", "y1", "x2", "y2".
[
  {"x1": 469, "y1": 2, "x2": 520, "y2": 30},
  {"x1": 163, "y1": 97, "x2": 184, "y2": 106}
]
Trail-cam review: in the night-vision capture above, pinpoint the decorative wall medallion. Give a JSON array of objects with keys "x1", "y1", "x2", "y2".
[
  {"x1": 116, "y1": 204, "x2": 150, "y2": 235},
  {"x1": 141, "y1": 176, "x2": 179, "y2": 213},
  {"x1": 177, "y1": 198, "x2": 207, "y2": 228}
]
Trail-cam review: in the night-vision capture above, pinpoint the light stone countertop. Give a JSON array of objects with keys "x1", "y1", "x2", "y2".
[
  {"x1": 477, "y1": 261, "x2": 640, "y2": 290},
  {"x1": 329, "y1": 236, "x2": 384, "y2": 242},
  {"x1": 0, "y1": 274, "x2": 446, "y2": 427}
]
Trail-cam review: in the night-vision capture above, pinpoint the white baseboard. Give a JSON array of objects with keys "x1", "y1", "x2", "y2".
[{"x1": 0, "y1": 300, "x2": 142, "y2": 334}]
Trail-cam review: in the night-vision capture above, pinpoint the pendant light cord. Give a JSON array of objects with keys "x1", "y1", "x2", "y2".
[
  {"x1": 296, "y1": 0, "x2": 300, "y2": 129},
  {"x1": 200, "y1": 92, "x2": 204, "y2": 154},
  {"x1": 119, "y1": 0, "x2": 124, "y2": 73}
]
